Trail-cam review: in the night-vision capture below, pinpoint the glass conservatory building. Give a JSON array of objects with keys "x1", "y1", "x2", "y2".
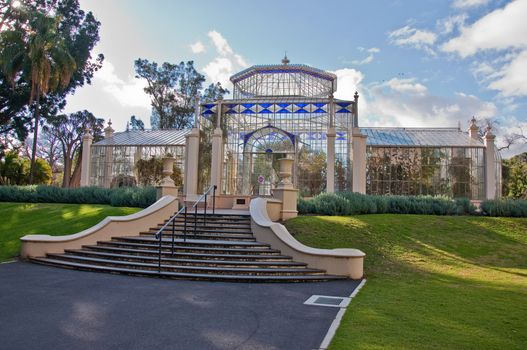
[
  {"x1": 82, "y1": 58, "x2": 501, "y2": 200},
  {"x1": 200, "y1": 57, "x2": 357, "y2": 197},
  {"x1": 88, "y1": 128, "x2": 188, "y2": 188}
]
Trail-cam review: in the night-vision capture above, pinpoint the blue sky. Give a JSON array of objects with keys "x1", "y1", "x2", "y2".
[{"x1": 66, "y1": 0, "x2": 527, "y2": 157}]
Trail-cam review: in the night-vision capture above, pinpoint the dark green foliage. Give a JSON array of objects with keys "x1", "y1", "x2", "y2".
[
  {"x1": 0, "y1": 0, "x2": 103, "y2": 144},
  {"x1": 129, "y1": 115, "x2": 145, "y2": 130},
  {"x1": 109, "y1": 187, "x2": 156, "y2": 208},
  {"x1": 135, "y1": 59, "x2": 205, "y2": 130},
  {"x1": 298, "y1": 192, "x2": 481, "y2": 216},
  {"x1": 502, "y1": 152, "x2": 527, "y2": 199},
  {"x1": 0, "y1": 151, "x2": 51, "y2": 185},
  {"x1": 481, "y1": 199, "x2": 527, "y2": 217},
  {"x1": 0, "y1": 185, "x2": 156, "y2": 208}
]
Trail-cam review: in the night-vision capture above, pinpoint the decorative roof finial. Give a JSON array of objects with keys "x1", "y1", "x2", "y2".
[
  {"x1": 281, "y1": 52, "x2": 290, "y2": 65},
  {"x1": 485, "y1": 121, "x2": 492, "y2": 133},
  {"x1": 107, "y1": 119, "x2": 112, "y2": 127}
]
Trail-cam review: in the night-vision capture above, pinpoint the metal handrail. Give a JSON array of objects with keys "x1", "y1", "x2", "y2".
[{"x1": 153, "y1": 185, "x2": 217, "y2": 273}]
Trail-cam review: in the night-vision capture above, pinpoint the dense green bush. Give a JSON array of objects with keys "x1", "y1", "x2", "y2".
[
  {"x1": 0, "y1": 152, "x2": 52, "y2": 185},
  {"x1": 481, "y1": 199, "x2": 527, "y2": 217},
  {"x1": 0, "y1": 185, "x2": 156, "y2": 208},
  {"x1": 298, "y1": 192, "x2": 481, "y2": 216}
]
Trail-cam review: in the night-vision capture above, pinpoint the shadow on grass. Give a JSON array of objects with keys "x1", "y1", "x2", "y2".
[{"x1": 285, "y1": 214, "x2": 527, "y2": 349}]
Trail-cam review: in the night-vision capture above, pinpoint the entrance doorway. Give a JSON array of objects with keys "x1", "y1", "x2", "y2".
[{"x1": 241, "y1": 125, "x2": 296, "y2": 195}]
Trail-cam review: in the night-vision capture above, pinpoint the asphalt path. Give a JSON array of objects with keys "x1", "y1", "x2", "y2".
[{"x1": 0, "y1": 262, "x2": 360, "y2": 350}]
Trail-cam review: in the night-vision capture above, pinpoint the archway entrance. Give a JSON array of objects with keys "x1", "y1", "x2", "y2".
[{"x1": 241, "y1": 125, "x2": 296, "y2": 195}]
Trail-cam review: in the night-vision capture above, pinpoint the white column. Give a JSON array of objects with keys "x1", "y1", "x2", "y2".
[
  {"x1": 326, "y1": 94, "x2": 336, "y2": 193},
  {"x1": 210, "y1": 100, "x2": 223, "y2": 192},
  {"x1": 185, "y1": 128, "x2": 200, "y2": 198},
  {"x1": 484, "y1": 125, "x2": 497, "y2": 199},
  {"x1": 326, "y1": 127, "x2": 336, "y2": 193},
  {"x1": 352, "y1": 127, "x2": 367, "y2": 194},
  {"x1": 80, "y1": 129, "x2": 93, "y2": 187},
  {"x1": 210, "y1": 128, "x2": 223, "y2": 192},
  {"x1": 103, "y1": 120, "x2": 114, "y2": 188}
]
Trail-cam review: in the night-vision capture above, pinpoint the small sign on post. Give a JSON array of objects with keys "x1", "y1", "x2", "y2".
[{"x1": 258, "y1": 175, "x2": 265, "y2": 184}]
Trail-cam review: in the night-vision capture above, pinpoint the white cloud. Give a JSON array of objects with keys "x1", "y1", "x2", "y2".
[
  {"x1": 441, "y1": 1, "x2": 527, "y2": 97},
  {"x1": 452, "y1": 0, "x2": 490, "y2": 9},
  {"x1": 189, "y1": 41, "x2": 205, "y2": 54},
  {"x1": 488, "y1": 50, "x2": 527, "y2": 97},
  {"x1": 389, "y1": 25, "x2": 437, "y2": 52},
  {"x1": 332, "y1": 68, "x2": 364, "y2": 100},
  {"x1": 96, "y1": 61, "x2": 150, "y2": 109},
  {"x1": 437, "y1": 14, "x2": 467, "y2": 35},
  {"x1": 202, "y1": 30, "x2": 248, "y2": 89},
  {"x1": 208, "y1": 30, "x2": 234, "y2": 56},
  {"x1": 378, "y1": 78, "x2": 428, "y2": 95},
  {"x1": 441, "y1": 0, "x2": 527, "y2": 57},
  {"x1": 365, "y1": 77, "x2": 497, "y2": 128},
  {"x1": 203, "y1": 57, "x2": 233, "y2": 90},
  {"x1": 350, "y1": 47, "x2": 381, "y2": 65}
]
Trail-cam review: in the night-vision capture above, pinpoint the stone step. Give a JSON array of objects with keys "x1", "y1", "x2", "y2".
[
  {"x1": 31, "y1": 257, "x2": 345, "y2": 282},
  {"x1": 164, "y1": 220, "x2": 252, "y2": 228},
  {"x1": 173, "y1": 213, "x2": 250, "y2": 220},
  {"x1": 140, "y1": 232, "x2": 256, "y2": 241},
  {"x1": 148, "y1": 227, "x2": 253, "y2": 235},
  {"x1": 113, "y1": 236, "x2": 270, "y2": 248},
  {"x1": 44, "y1": 253, "x2": 326, "y2": 276},
  {"x1": 83, "y1": 245, "x2": 294, "y2": 261},
  {"x1": 97, "y1": 241, "x2": 282, "y2": 255},
  {"x1": 64, "y1": 249, "x2": 308, "y2": 267}
]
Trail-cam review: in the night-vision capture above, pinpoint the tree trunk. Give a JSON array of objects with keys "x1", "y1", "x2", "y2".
[
  {"x1": 62, "y1": 149, "x2": 71, "y2": 188},
  {"x1": 69, "y1": 151, "x2": 82, "y2": 188},
  {"x1": 28, "y1": 90, "x2": 40, "y2": 185}
]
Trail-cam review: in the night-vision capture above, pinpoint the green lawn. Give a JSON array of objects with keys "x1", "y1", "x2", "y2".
[
  {"x1": 286, "y1": 214, "x2": 527, "y2": 350},
  {"x1": 0, "y1": 202, "x2": 141, "y2": 262}
]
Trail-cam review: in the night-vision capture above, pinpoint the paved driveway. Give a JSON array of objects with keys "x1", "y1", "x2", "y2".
[{"x1": 0, "y1": 262, "x2": 360, "y2": 350}]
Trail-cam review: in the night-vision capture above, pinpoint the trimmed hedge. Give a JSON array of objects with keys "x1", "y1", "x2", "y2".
[
  {"x1": 297, "y1": 192, "x2": 499, "y2": 216},
  {"x1": 0, "y1": 185, "x2": 157, "y2": 208},
  {"x1": 481, "y1": 199, "x2": 527, "y2": 217}
]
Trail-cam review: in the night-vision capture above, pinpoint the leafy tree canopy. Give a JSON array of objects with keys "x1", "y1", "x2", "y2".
[
  {"x1": 0, "y1": 0, "x2": 103, "y2": 141},
  {"x1": 134, "y1": 59, "x2": 228, "y2": 130},
  {"x1": 129, "y1": 115, "x2": 145, "y2": 131}
]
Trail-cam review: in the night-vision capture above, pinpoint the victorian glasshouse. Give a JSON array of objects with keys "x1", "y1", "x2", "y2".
[{"x1": 81, "y1": 58, "x2": 501, "y2": 203}]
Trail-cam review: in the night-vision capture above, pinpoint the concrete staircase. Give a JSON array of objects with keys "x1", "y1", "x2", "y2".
[{"x1": 31, "y1": 213, "x2": 346, "y2": 282}]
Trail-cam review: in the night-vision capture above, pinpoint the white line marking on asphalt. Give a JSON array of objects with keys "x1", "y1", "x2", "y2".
[{"x1": 318, "y1": 279, "x2": 367, "y2": 350}]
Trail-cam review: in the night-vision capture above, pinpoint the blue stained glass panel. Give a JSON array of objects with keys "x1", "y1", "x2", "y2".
[
  {"x1": 294, "y1": 109, "x2": 308, "y2": 113},
  {"x1": 313, "y1": 103, "x2": 326, "y2": 108},
  {"x1": 202, "y1": 110, "x2": 214, "y2": 115},
  {"x1": 260, "y1": 109, "x2": 272, "y2": 114},
  {"x1": 242, "y1": 103, "x2": 255, "y2": 109},
  {"x1": 312, "y1": 108, "x2": 326, "y2": 113},
  {"x1": 337, "y1": 102, "x2": 351, "y2": 108},
  {"x1": 203, "y1": 104, "x2": 215, "y2": 109},
  {"x1": 259, "y1": 103, "x2": 272, "y2": 108},
  {"x1": 336, "y1": 109, "x2": 351, "y2": 113},
  {"x1": 241, "y1": 109, "x2": 255, "y2": 114},
  {"x1": 277, "y1": 108, "x2": 291, "y2": 114},
  {"x1": 278, "y1": 103, "x2": 290, "y2": 108},
  {"x1": 295, "y1": 103, "x2": 308, "y2": 108}
]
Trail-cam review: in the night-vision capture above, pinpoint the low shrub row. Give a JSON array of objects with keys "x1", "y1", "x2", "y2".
[
  {"x1": 0, "y1": 185, "x2": 157, "y2": 208},
  {"x1": 298, "y1": 192, "x2": 527, "y2": 217},
  {"x1": 480, "y1": 199, "x2": 527, "y2": 217}
]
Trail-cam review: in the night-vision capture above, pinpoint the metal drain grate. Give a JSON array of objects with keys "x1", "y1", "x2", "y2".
[{"x1": 304, "y1": 295, "x2": 351, "y2": 308}]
